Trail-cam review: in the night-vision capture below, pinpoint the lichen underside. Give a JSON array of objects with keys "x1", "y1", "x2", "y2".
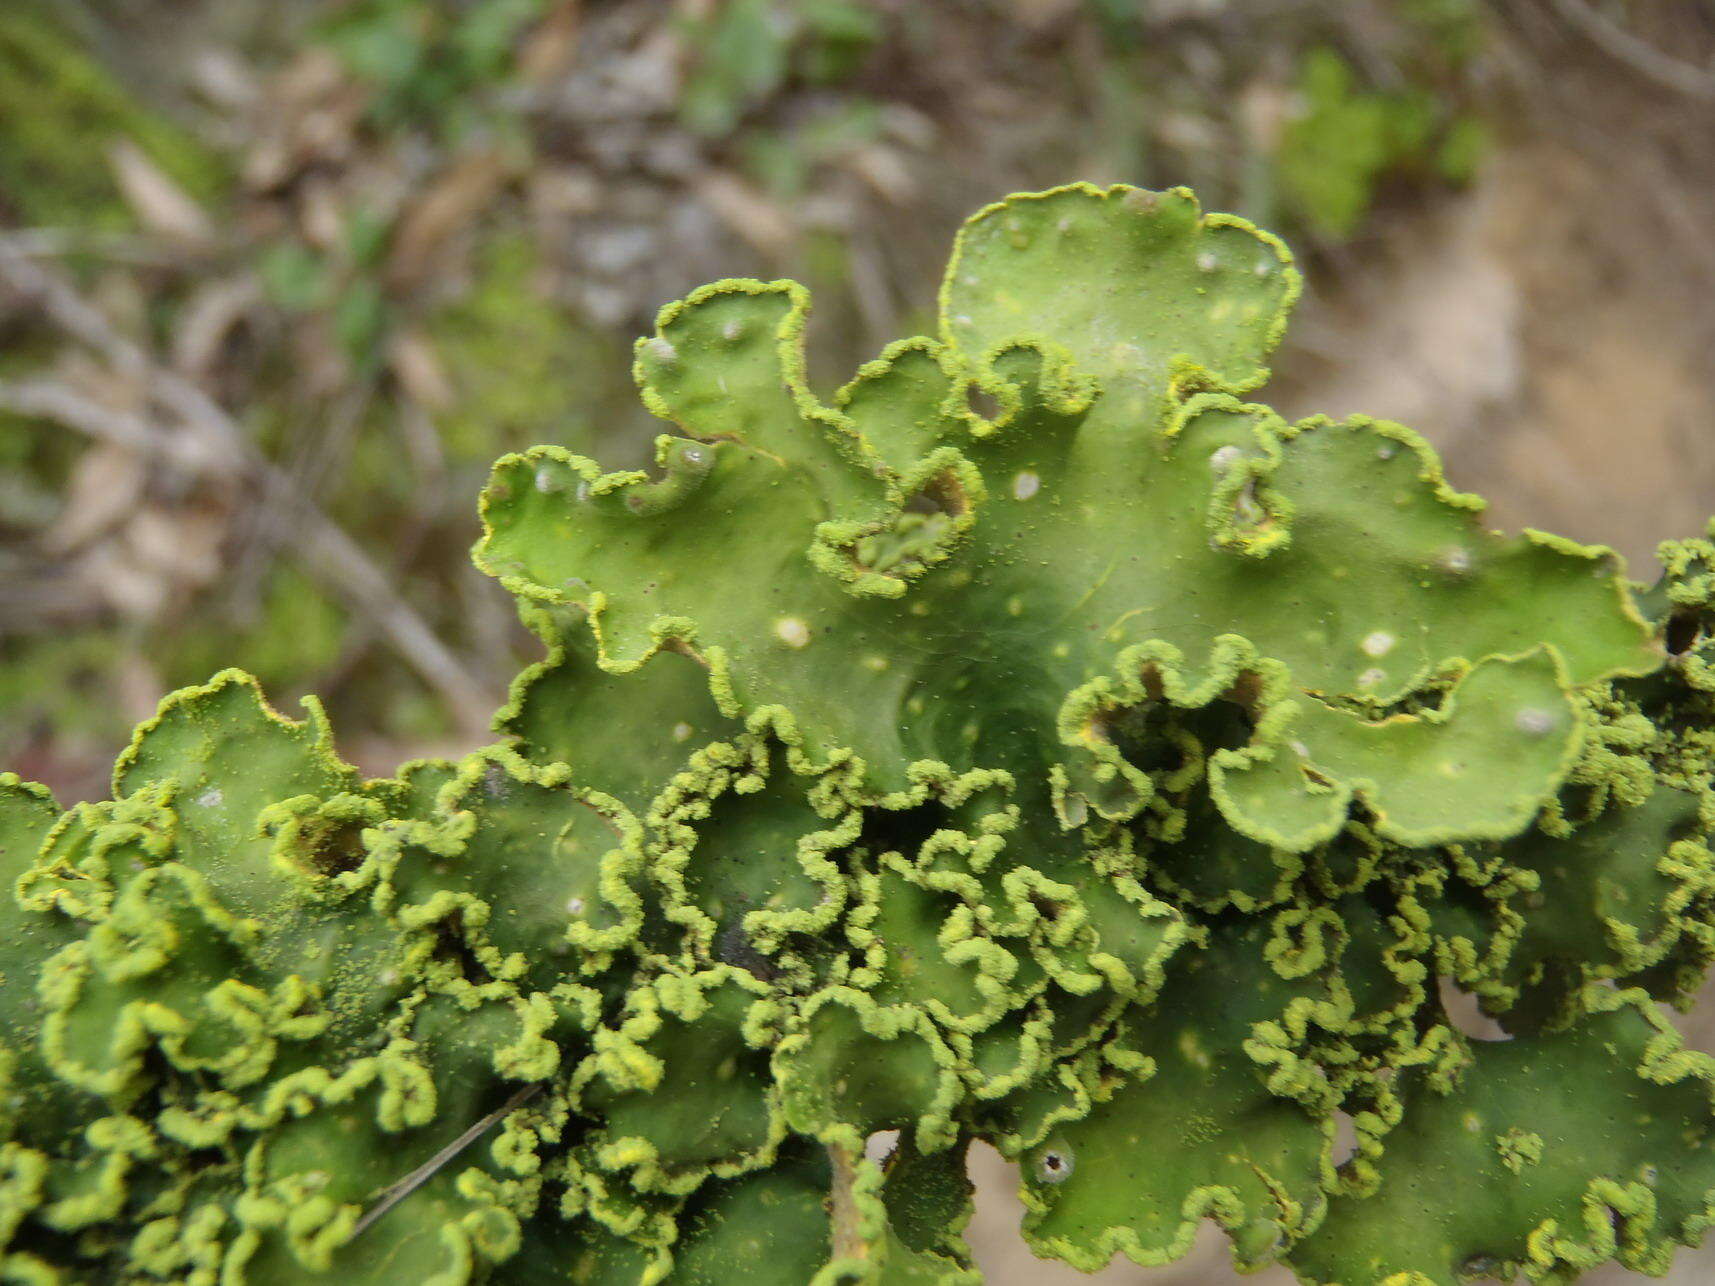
[{"x1": 2, "y1": 183, "x2": 1713, "y2": 1285}]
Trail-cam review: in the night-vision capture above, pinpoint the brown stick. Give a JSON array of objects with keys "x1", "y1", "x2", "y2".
[
  {"x1": 0, "y1": 378, "x2": 216, "y2": 474},
  {"x1": 1550, "y1": 0, "x2": 1715, "y2": 100},
  {"x1": 827, "y1": 1142, "x2": 871, "y2": 1266}
]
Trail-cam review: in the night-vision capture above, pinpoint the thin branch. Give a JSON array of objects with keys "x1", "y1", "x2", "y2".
[
  {"x1": 0, "y1": 564, "x2": 105, "y2": 629},
  {"x1": 0, "y1": 228, "x2": 208, "y2": 268},
  {"x1": 350, "y1": 1082, "x2": 542, "y2": 1242},
  {"x1": 1549, "y1": 0, "x2": 1715, "y2": 100},
  {"x1": 296, "y1": 516, "x2": 496, "y2": 732},
  {"x1": 227, "y1": 376, "x2": 376, "y2": 621},
  {"x1": 0, "y1": 378, "x2": 221, "y2": 475},
  {"x1": 0, "y1": 250, "x2": 497, "y2": 734},
  {"x1": 0, "y1": 247, "x2": 156, "y2": 380},
  {"x1": 315, "y1": 398, "x2": 449, "y2": 696}
]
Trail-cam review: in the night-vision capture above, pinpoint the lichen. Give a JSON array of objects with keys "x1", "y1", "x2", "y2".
[{"x1": 0, "y1": 183, "x2": 1710, "y2": 1284}]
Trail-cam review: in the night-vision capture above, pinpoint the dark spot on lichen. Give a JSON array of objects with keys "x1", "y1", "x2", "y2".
[
  {"x1": 716, "y1": 918, "x2": 777, "y2": 983},
  {"x1": 1666, "y1": 610, "x2": 1703, "y2": 657}
]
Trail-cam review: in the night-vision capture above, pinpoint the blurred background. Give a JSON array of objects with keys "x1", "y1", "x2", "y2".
[{"x1": 1, "y1": 1, "x2": 1712, "y2": 1280}]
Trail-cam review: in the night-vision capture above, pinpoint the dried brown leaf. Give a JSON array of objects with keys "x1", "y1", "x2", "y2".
[
  {"x1": 386, "y1": 152, "x2": 512, "y2": 290},
  {"x1": 296, "y1": 176, "x2": 349, "y2": 252},
  {"x1": 43, "y1": 443, "x2": 147, "y2": 556},
  {"x1": 528, "y1": 166, "x2": 602, "y2": 219},
  {"x1": 388, "y1": 329, "x2": 454, "y2": 411},
  {"x1": 80, "y1": 539, "x2": 163, "y2": 619},
  {"x1": 694, "y1": 169, "x2": 793, "y2": 256},
  {"x1": 124, "y1": 503, "x2": 227, "y2": 592},
  {"x1": 108, "y1": 141, "x2": 215, "y2": 244},
  {"x1": 190, "y1": 47, "x2": 261, "y2": 112},
  {"x1": 520, "y1": 0, "x2": 584, "y2": 84},
  {"x1": 246, "y1": 50, "x2": 366, "y2": 192},
  {"x1": 845, "y1": 144, "x2": 917, "y2": 205}
]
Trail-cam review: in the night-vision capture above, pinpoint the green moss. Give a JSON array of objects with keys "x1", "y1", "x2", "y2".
[
  {"x1": 1275, "y1": 48, "x2": 1434, "y2": 241},
  {"x1": 1435, "y1": 113, "x2": 1492, "y2": 186},
  {"x1": 0, "y1": 337, "x2": 90, "y2": 532},
  {"x1": 0, "y1": 630, "x2": 132, "y2": 756},
  {"x1": 742, "y1": 100, "x2": 884, "y2": 201},
  {"x1": 0, "y1": 4, "x2": 226, "y2": 229},
  {"x1": 427, "y1": 232, "x2": 632, "y2": 463},
  {"x1": 677, "y1": 0, "x2": 881, "y2": 137},
  {"x1": 1272, "y1": 44, "x2": 1490, "y2": 242},
  {"x1": 165, "y1": 567, "x2": 346, "y2": 695},
  {"x1": 0, "y1": 418, "x2": 66, "y2": 533},
  {"x1": 319, "y1": 0, "x2": 545, "y2": 140},
  {"x1": 1400, "y1": 0, "x2": 1489, "y2": 69}
]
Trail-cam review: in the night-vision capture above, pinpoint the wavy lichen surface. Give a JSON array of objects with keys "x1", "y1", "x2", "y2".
[{"x1": 1, "y1": 183, "x2": 1712, "y2": 1284}]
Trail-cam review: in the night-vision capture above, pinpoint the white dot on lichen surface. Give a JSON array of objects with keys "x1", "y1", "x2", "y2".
[
  {"x1": 1361, "y1": 631, "x2": 1395, "y2": 658},
  {"x1": 721, "y1": 320, "x2": 743, "y2": 341},
  {"x1": 774, "y1": 617, "x2": 810, "y2": 648},
  {"x1": 1036, "y1": 1146, "x2": 1074, "y2": 1184},
  {"x1": 534, "y1": 466, "x2": 556, "y2": 493},
  {"x1": 1013, "y1": 471, "x2": 1041, "y2": 500},
  {"x1": 671, "y1": 722, "x2": 693, "y2": 742},
  {"x1": 1515, "y1": 708, "x2": 1556, "y2": 736},
  {"x1": 1209, "y1": 445, "x2": 1243, "y2": 472},
  {"x1": 1440, "y1": 547, "x2": 1473, "y2": 575},
  {"x1": 1358, "y1": 668, "x2": 1386, "y2": 688},
  {"x1": 1196, "y1": 252, "x2": 1217, "y2": 272},
  {"x1": 566, "y1": 897, "x2": 584, "y2": 916},
  {"x1": 645, "y1": 337, "x2": 676, "y2": 363},
  {"x1": 196, "y1": 788, "x2": 223, "y2": 808}
]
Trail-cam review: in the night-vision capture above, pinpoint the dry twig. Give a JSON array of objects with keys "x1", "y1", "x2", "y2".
[
  {"x1": 0, "y1": 247, "x2": 497, "y2": 734},
  {"x1": 350, "y1": 1083, "x2": 543, "y2": 1243},
  {"x1": 1550, "y1": 0, "x2": 1715, "y2": 100},
  {"x1": 0, "y1": 379, "x2": 212, "y2": 474}
]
